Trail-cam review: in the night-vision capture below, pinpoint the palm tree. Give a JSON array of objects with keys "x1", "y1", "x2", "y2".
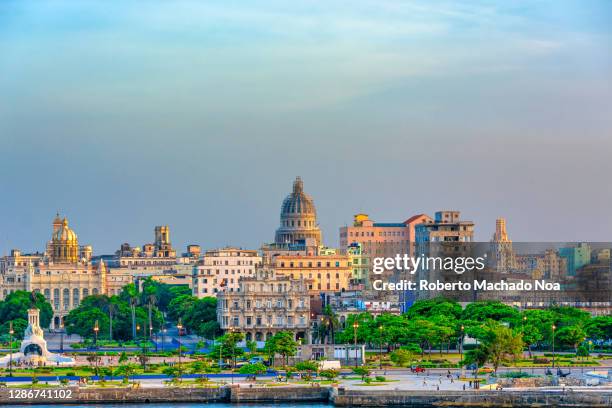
[
  {"x1": 105, "y1": 302, "x2": 117, "y2": 342},
  {"x1": 322, "y1": 305, "x2": 339, "y2": 344},
  {"x1": 146, "y1": 293, "x2": 157, "y2": 340},
  {"x1": 127, "y1": 288, "x2": 138, "y2": 341}
]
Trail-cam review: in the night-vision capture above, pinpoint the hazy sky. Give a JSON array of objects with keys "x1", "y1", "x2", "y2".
[{"x1": 1, "y1": 0, "x2": 611, "y2": 255}]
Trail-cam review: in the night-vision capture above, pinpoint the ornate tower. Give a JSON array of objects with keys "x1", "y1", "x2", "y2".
[
  {"x1": 490, "y1": 217, "x2": 516, "y2": 273},
  {"x1": 274, "y1": 177, "x2": 322, "y2": 246},
  {"x1": 49, "y1": 215, "x2": 79, "y2": 263}
]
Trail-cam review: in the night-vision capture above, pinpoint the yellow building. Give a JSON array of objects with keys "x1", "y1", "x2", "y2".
[{"x1": 271, "y1": 253, "x2": 352, "y2": 294}]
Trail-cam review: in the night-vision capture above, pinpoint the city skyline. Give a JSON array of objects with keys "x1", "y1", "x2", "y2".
[{"x1": 1, "y1": 1, "x2": 611, "y2": 253}]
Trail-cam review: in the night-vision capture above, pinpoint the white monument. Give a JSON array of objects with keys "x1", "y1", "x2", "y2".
[{"x1": 0, "y1": 309, "x2": 75, "y2": 367}]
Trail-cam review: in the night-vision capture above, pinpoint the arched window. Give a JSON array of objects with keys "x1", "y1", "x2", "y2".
[
  {"x1": 44, "y1": 288, "x2": 50, "y2": 299},
  {"x1": 92, "y1": 288, "x2": 99, "y2": 295},
  {"x1": 82, "y1": 288, "x2": 89, "y2": 298}
]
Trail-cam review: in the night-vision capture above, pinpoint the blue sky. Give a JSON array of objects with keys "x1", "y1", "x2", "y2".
[{"x1": 0, "y1": 0, "x2": 611, "y2": 254}]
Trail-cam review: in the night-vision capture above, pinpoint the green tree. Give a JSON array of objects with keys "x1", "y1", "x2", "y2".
[
  {"x1": 352, "y1": 366, "x2": 370, "y2": 381},
  {"x1": 586, "y1": 316, "x2": 612, "y2": 342},
  {"x1": 486, "y1": 325, "x2": 523, "y2": 372},
  {"x1": 462, "y1": 301, "x2": 519, "y2": 323},
  {"x1": 555, "y1": 325, "x2": 586, "y2": 353},
  {"x1": 239, "y1": 362, "x2": 267, "y2": 379},
  {"x1": 212, "y1": 332, "x2": 244, "y2": 364},
  {"x1": 267, "y1": 331, "x2": 297, "y2": 366},
  {"x1": 390, "y1": 349, "x2": 412, "y2": 367},
  {"x1": 295, "y1": 360, "x2": 319, "y2": 374},
  {"x1": 0, "y1": 318, "x2": 28, "y2": 341},
  {"x1": 0, "y1": 291, "x2": 53, "y2": 328}
]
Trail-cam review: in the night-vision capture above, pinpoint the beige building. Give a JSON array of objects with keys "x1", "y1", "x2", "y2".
[
  {"x1": 192, "y1": 248, "x2": 262, "y2": 297},
  {"x1": 104, "y1": 226, "x2": 197, "y2": 296},
  {"x1": 0, "y1": 215, "x2": 106, "y2": 328},
  {"x1": 217, "y1": 268, "x2": 311, "y2": 342}
]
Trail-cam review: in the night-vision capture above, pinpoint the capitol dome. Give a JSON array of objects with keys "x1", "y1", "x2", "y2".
[{"x1": 274, "y1": 177, "x2": 322, "y2": 245}]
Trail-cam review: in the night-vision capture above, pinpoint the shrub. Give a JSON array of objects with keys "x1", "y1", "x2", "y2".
[
  {"x1": 319, "y1": 369, "x2": 339, "y2": 381},
  {"x1": 375, "y1": 376, "x2": 386, "y2": 382}
]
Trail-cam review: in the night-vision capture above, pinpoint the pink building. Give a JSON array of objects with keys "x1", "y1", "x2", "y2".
[{"x1": 339, "y1": 213, "x2": 432, "y2": 258}]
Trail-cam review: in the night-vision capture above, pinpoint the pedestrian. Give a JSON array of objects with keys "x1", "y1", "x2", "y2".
[{"x1": 463, "y1": 384, "x2": 466, "y2": 391}]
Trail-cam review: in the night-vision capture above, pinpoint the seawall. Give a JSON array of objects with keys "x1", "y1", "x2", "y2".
[{"x1": 1, "y1": 385, "x2": 612, "y2": 406}]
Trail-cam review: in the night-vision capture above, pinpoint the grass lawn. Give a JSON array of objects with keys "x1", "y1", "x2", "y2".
[{"x1": 8, "y1": 383, "x2": 57, "y2": 389}]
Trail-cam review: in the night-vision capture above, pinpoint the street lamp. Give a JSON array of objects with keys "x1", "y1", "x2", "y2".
[
  {"x1": 60, "y1": 322, "x2": 65, "y2": 353},
  {"x1": 520, "y1": 316, "x2": 526, "y2": 373},
  {"x1": 378, "y1": 325, "x2": 383, "y2": 370},
  {"x1": 93, "y1": 320, "x2": 100, "y2": 381},
  {"x1": 176, "y1": 318, "x2": 183, "y2": 381},
  {"x1": 353, "y1": 321, "x2": 359, "y2": 367},
  {"x1": 551, "y1": 324, "x2": 556, "y2": 369},
  {"x1": 93, "y1": 320, "x2": 99, "y2": 349},
  {"x1": 8, "y1": 321, "x2": 14, "y2": 377}
]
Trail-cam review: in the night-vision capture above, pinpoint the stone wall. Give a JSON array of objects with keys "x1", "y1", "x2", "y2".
[
  {"x1": 0, "y1": 386, "x2": 228, "y2": 405},
  {"x1": 230, "y1": 384, "x2": 329, "y2": 403},
  {"x1": 330, "y1": 388, "x2": 612, "y2": 407}
]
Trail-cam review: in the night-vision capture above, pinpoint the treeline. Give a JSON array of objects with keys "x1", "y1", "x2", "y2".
[{"x1": 330, "y1": 298, "x2": 612, "y2": 355}]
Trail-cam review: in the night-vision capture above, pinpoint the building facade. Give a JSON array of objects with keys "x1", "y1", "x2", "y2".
[
  {"x1": 193, "y1": 248, "x2": 262, "y2": 297},
  {"x1": 0, "y1": 215, "x2": 106, "y2": 328},
  {"x1": 216, "y1": 268, "x2": 311, "y2": 342},
  {"x1": 270, "y1": 253, "x2": 353, "y2": 294}
]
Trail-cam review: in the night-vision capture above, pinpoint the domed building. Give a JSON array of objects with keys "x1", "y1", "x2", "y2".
[
  {"x1": 49, "y1": 215, "x2": 79, "y2": 263},
  {"x1": 274, "y1": 177, "x2": 322, "y2": 246}
]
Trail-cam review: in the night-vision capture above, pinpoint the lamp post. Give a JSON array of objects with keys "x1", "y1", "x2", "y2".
[
  {"x1": 162, "y1": 328, "x2": 167, "y2": 352},
  {"x1": 93, "y1": 320, "x2": 100, "y2": 381},
  {"x1": 378, "y1": 325, "x2": 383, "y2": 370},
  {"x1": 93, "y1": 319, "x2": 99, "y2": 349},
  {"x1": 229, "y1": 327, "x2": 235, "y2": 385},
  {"x1": 353, "y1": 321, "x2": 359, "y2": 367},
  {"x1": 60, "y1": 322, "x2": 65, "y2": 353},
  {"x1": 520, "y1": 316, "x2": 526, "y2": 373},
  {"x1": 177, "y1": 319, "x2": 183, "y2": 381},
  {"x1": 551, "y1": 324, "x2": 556, "y2": 369},
  {"x1": 8, "y1": 321, "x2": 14, "y2": 377},
  {"x1": 459, "y1": 325, "x2": 464, "y2": 377}
]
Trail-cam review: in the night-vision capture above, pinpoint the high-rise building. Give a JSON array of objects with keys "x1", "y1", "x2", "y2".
[
  {"x1": 559, "y1": 243, "x2": 592, "y2": 277},
  {"x1": 274, "y1": 177, "x2": 322, "y2": 246}
]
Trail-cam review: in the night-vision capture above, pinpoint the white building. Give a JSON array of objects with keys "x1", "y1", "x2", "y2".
[{"x1": 192, "y1": 248, "x2": 262, "y2": 297}]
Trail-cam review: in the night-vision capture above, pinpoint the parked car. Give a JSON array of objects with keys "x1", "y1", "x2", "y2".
[{"x1": 410, "y1": 365, "x2": 425, "y2": 373}]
